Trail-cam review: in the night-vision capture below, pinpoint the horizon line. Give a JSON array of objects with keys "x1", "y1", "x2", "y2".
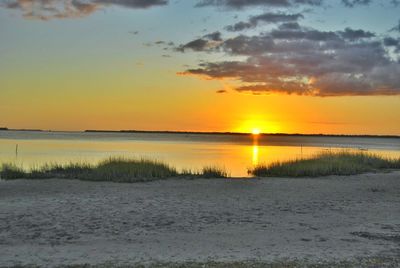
[{"x1": 0, "y1": 127, "x2": 399, "y2": 138}]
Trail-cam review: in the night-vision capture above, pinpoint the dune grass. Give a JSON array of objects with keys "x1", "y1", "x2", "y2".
[
  {"x1": 250, "y1": 151, "x2": 400, "y2": 177},
  {"x1": 2, "y1": 151, "x2": 399, "y2": 181},
  {"x1": 0, "y1": 157, "x2": 228, "y2": 182},
  {"x1": 201, "y1": 166, "x2": 229, "y2": 178}
]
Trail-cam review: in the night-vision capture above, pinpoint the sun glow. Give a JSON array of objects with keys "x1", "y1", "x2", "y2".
[{"x1": 235, "y1": 117, "x2": 281, "y2": 135}]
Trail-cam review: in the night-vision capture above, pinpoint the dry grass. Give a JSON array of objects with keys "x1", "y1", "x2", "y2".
[
  {"x1": 0, "y1": 157, "x2": 228, "y2": 182},
  {"x1": 250, "y1": 151, "x2": 400, "y2": 177}
]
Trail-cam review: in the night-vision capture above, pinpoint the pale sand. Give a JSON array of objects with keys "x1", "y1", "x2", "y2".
[{"x1": 0, "y1": 172, "x2": 400, "y2": 267}]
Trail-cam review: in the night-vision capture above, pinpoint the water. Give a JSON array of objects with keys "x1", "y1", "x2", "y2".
[{"x1": 1, "y1": 130, "x2": 399, "y2": 177}]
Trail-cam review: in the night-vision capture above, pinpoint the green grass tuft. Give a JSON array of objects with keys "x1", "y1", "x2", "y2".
[
  {"x1": 201, "y1": 166, "x2": 229, "y2": 178},
  {"x1": 0, "y1": 157, "x2": 227, "y2": 182},
  {"x1": 92, "y1": 158, "x2": 178, "y2": 182},
  {"x1": 0, "y1": 163, "x2": 26, "y2": 179},
  {"x1": 250, "y1": 150, "x2": 400, "y2": 177}
]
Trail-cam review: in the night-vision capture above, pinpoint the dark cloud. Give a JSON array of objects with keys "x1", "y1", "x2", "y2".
[
  {"x1": 341, "y1": 0, "x2": 371, "y2": 7},
  {"x1": 223, "y1": 35, "x2": 275, "y2": 55},
  {"x1": 384, "y1": 37, "x2": 400, "y2": 52},
  {"x1": 176, "y1": 32, "x2": 223, "y2": 52},
  {"x1": 177, "y1": 38, "x2": 210, "y2": 52},
  {"x1": 270, "y1": 28, "x2": 339, "y2": 41},
  {"x1": 339, "y1": 28, "x2": 375, "y2": 40},
  {"x1": 196, "y1": 0, "x2": 399, "y2": 9},
  {"x1": 384, "y1": 37, "x2": 399, "y2": 46},
  {"x1": 94, "y1": 0, "x2": 167, "y2": 8},
  {"x1": 226, "y1": 21, "x2": 253, "y2": 31},
  {"x1": 195, "y1": 0, "x2": 387, "y2": 8},
  {"x1": 216, "y1": 89, "x2": 228, "y2": 93},
  {"x1": 278, "y1": 22, "x2": 302, "y2": 30},
  {"x1": 204, "y1": 31, "x2": 223, "y2": 41},
  {"x1": 195, "y1": 0, "x2": 323, "y2": 9},
  {"x1": 226, "y1": 12, "x2": 303, "y2": 31},
  {"x1": 179, "y1": 24, "x2": 400, "y2": 96},
  {"x1": 392, "y1": 0, "x2": 400, "y2": 6},
  {"x1": 1, "y1": 0, "x2": 167, "y2": 19}
]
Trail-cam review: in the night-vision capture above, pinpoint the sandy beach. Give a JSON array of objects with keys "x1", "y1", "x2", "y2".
[{"x1": 1, "y1": 172, "x2": 400, "y2": 267}]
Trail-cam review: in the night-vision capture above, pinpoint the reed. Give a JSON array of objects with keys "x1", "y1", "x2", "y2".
[
  {"x1": 250, "y1": 151, "x2": 400, "y2": 177},
  {"x1": 0, "y1": 157, "x2": 228, "y2": 182}
]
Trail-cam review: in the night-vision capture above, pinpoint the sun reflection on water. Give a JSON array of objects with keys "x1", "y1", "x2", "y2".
[
  {"x1": 252, "y1": 145, "x2": 259, "y2": 166},
  {"x1": 252, "y1": 133, "x2": 260, "y2": 166}
]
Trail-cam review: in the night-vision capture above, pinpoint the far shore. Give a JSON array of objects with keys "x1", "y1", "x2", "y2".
[
  {"x1": 1, "y1": 171, "x2": 399, "y2": 267},
  {"x1": 1, "y1": 127, "x2": 399, "y2": 139}
]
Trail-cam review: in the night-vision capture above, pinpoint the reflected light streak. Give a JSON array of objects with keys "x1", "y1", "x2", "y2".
[
  {"x1": 252, "y1": 133, "x2": 260, "y2": 166},
  {"x1": 252, "y1": 144, "x2": 259, "y2": 166}
]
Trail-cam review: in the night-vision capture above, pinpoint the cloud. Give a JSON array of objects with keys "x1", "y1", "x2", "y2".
[
  {"x1": 1, "y1": 0, "x2": 167, "y2": 19},
  {"x1": 391, "y1": 20, "x2": 400, "y2": 32},
  {"x1": 94, "y1": 0, "x2": 167, "y2": 8},
  {"x1": 341, "y1": 0, "x2": 371, "y2": 7},
  {"x1": 339, "y1": 28, "x2": 375, "y2": 40},
  {"x1": 384, "y1": 37, "x2": 400, "y2": 52},
  {"x1": 195, "y1": 0, "x2": 323, "y2": 9},
  {"x1": 384, "y1": 37, "x2": 399, "y2": 46},
  {"x1": 204, "y1": 31, "x2": 223, "y2": 41},
  {"x1": 177, "y1": 38, "x2": 210, "y2": 52},
  {"x1": 179, "y1": 24, "x2": 400, "y2": 96},
  {"x1": 196, "y1": 0, "x2": 399, "y2": 9},
  {"x1": 176, "y1": 31, "x2": 223, "y2": 52},
  {"x1": 226, "y1": 12, "x2": 303, "y2": 32}
]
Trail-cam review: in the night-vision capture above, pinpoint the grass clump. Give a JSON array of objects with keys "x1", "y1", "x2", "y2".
[
  {"x1": 0, "y1": 163, "x2": 26, "y2": 179},
  {"x1": 0, "y1": 158, "x2": 178, "y2": 182},
  {"x1": 0, "y1": 157, "x2": 228, "y2": 182},
  {"x1": 250, "y1": 151, "x2": 400, "y2": 178},
  {"x1": 93, "y1": 158, "x2": 178, "y2": 182},
  {"x1": 201, "y1": 166, "x2": 229, "y2": 178}
]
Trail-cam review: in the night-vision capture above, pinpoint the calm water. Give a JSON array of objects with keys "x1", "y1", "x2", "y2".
[{"x1": 1, "y1": 130, "x2": 400, "y2": 177}]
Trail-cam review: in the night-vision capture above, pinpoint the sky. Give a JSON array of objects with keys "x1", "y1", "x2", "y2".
[{"x1": 0, "y1": 0, "x2": 400, "y2": 134}]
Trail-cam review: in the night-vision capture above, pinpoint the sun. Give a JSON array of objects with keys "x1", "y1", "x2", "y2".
[{"x1": 252, "y1": 128, "x2": 261, "y2": 135}]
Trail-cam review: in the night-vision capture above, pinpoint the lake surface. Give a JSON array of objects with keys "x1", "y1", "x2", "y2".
[{"x1": 1, "y1": 130, "x2": 399, "y2": 177}]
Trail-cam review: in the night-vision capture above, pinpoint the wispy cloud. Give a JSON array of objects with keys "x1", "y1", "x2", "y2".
[
  {"x1": 176, "y1": 31, "x2": 223, "y2": 52},
  {"x1": 226, "y1": 12, "x2": 304, "y2": 32},
  {"x1": 2, "y1": 0, "x2": 167, "y2": 20},
  {"x1": 195, "y1": 0, "x2": 323, "y2": 9},
  {"x1": 195, "y1": 0, "x2": 397, "y2": 9},
  {"x1": 341, "y1": 0, "x2": 371, "y2": 8}
]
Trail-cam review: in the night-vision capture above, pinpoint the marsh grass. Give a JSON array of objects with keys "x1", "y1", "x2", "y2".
[
  {"x1": 250, "y1": 151, "x2": 400, "y2": 177},
  {"x1": 0, "y1": 163, "x2": 26, "y2": 179},
  {"x1": 201, "y1": 166, "x2": 229, "y2": 178},
  {"x1": 0, "y1": 157, "x2": 228, "y2": 182}
]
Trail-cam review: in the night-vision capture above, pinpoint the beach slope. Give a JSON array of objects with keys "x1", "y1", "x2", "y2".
[{"x1": 1, "y1": 172, "x2": 399, "y2": 267}]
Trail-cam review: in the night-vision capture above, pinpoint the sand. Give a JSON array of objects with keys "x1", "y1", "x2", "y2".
[{"x1": 0, "y1": 172, "x2": 400, "y2": 267}]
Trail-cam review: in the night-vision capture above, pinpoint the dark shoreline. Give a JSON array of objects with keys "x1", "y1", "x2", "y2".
[
  {"x1": 83, "y1": 129, "x2": 400, "y2": 139},
  {"x1": 11, "y1": 128, "x2": 399, "y2": 139},
  {"x1": 1, "y1": 127, "x2": 399, "y2": 138},
  {"x1": 85, "y1": 129, "x2": 400, "y2": 139}
]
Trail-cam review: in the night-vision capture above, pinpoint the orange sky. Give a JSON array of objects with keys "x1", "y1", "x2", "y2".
[
  {"x1": 1, "y1": 1, "x2": 400, "y2": 135},
  {"x1": 2, "y1": 72, "x2": 399, "y2": 134}
]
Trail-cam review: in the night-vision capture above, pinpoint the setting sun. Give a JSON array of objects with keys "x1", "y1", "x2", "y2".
[{"x1": 252, "y1": 129, "x2": 261, "y2": 135}]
